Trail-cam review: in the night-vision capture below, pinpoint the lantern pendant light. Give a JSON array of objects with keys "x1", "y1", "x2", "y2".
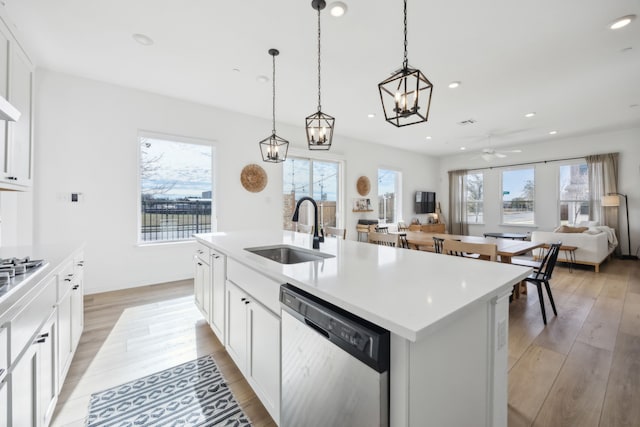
[
  {"x1": 378, "y1": 0, "x2": 433, "y2": 127},
  {"x1": 260, "y1": 48, "x2": 289, "y2": 163},
  {"x1": 306, "y1": 0, "x2": 335, "y2": 151}
]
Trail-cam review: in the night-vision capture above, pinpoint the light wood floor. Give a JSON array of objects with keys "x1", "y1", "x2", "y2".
[
  {"x1": 51, "y1": 259, "x2": 639, "y2": 427},
  {"x1": 50, "y1": 280, "x2": 275, "y2": 427}
]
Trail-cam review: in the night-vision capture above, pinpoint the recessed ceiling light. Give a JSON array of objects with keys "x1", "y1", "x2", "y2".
[
  {"x1": 328, "y1": 2, "x2": 348, "y2": 17},
  {"x1": 525, "y1": 112, "x2": 536, "y2": 118},
  {"x1": 425, "y1": 136, "x2": 432, "y2": 140},
  {"x1": 610, "y1": 15, "x2": 636, "y2": 30},
  {"x1": 132, "y1": 33, "x2": 154, "y2": 46},
  {"x1": 367, "y1": 113, "x2": 375, "y2": 118},
  {"x1": 460, "y1": 147, "x2": 466, "y2": 151},
  {"x1": 256, "y1": 75, "x2": 269, "y2": 83},
  {"x1": 448, "y1": 81, "x2": 461, "y2": 89},
  {"x1": 549, "y1": 130, "x2": 558, "y2": 135}
]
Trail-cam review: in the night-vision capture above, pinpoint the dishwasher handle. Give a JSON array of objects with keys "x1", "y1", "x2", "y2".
[{"x1": 304, "y1": 318, "x2": 330, "y2": 339}]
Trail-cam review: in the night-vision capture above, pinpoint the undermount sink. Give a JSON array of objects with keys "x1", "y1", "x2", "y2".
[{"x1": 245, "y1": 245, "x2": 334, "y2": 264}]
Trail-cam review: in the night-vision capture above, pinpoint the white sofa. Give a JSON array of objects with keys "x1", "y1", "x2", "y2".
[{"x1": 531, "y1": 227, "x2": 617, "y2": 272}]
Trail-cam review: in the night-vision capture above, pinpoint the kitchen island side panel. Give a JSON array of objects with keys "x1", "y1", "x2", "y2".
[{"x1": 390, "y1": 292, "x2": 508, "y2": 427}]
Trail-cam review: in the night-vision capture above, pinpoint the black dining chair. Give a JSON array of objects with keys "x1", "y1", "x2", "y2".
[
  {"x1": 524, "y1": 242, "x2": 561, "y2": 325},
  {"x1": 433, "y1": 237, "x2": 445, "y2": 254}
]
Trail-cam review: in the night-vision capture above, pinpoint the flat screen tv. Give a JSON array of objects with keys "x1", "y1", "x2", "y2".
[{"x1": 415, "y1": 191, "x2": 436, "y2": 214}]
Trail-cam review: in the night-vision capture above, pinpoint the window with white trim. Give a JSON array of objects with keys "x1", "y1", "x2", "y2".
[
  {"x1": 465, "y1": 172, "x2": 484, "y2": 224},
  {"x1": 559, "y1": 162, "x2": 589, "y2": 225},
  {"x1": 283, "y1": 156, "x2": 341, "y2": 231},
  {"x1": 378, "y1": 168, "x2": 402, "y2": 224},
  {"x1": 501, "y1": 168, "x2": 535, "y2": 225},
  {"x1": 139, "y1": 134, "x2": 215, "y2": 242}
]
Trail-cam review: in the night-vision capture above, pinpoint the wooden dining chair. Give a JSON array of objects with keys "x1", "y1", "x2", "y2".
[
  {"x1": 368, "y1": 231, "x2": 399, "y2": 247},
  {"x1": 296, "y1": 223, "x2": 314, "y2": 234},
  {"x1": 523, "y1": 242, "x2": 561, "y2": 325},
  {"x1": 325, "y1": 227, "x2": 346, "y2": 239},
  {"x1": 442, "y1": 240, "x2": 497, "y2": 261}
]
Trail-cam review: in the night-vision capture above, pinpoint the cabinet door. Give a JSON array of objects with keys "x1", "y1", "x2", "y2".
[
  {"x1": 0, "y1": 376, "x2": 7, "y2": 427},
  {"x1": 71, "y1": 273, "x2": 84, "y2": 350},
  {"x1": 247, "y1": 301, "x2": 280, "y2": 423},
  {"x1": 57, "y1": 288, "x2": 73, "y2": 386},
  {"x1": 38, "y1": 311, "x2": 58, "y2": 427},
  {"x1": 11, "y1": 341, "x2": 38, "y2": 427},
  {"x1": 7, "y1": 44, "x2": 32, "y2": 185},
  {"x1": 210, "y1": 251, "x2": 225, "y2": 343},
  {"x1": 194, "y1": 257, "x2": 205, "y2": 314},
  {"x1": 225, "y1": 281, "x2": 248, "y2": 375}
]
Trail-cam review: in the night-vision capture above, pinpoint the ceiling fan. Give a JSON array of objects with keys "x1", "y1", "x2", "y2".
[{"x1": 481, "y1": 147, "x2": 522, "y2": 162}]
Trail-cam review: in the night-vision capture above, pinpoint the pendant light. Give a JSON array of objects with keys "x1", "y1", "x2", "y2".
[
  {"x1": 378, "y1": 0, "x2": 433, "y2": 127},
  {"x1": 260, "y1": 48, "x2": 289, "y2": 163},
  {"x1": 306, "y1": 0, "x2": 335, "y2": 151}
]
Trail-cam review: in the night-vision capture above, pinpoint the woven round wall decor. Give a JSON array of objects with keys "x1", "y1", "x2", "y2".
[
  {"x1": 240, "y1": 164, "x2": 268, "y2": 193},
  {"x1": 356, "y1": 176, "x2": 371, "y2": 196}
]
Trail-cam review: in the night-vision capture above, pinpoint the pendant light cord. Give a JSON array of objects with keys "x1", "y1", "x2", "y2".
[
  {"x1": 272, "y1": 53, "x2": 276, "y2": 134},
  {"x1": 403, "y1": 0, "x2": 408, "y2": 69},
  {"x1": 317, "y1": 6, "x2": 322, "y2": 111}
]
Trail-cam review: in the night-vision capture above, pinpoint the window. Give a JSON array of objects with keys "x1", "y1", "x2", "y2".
[
  {"x1": 502, "y1": 168, "x2": 535, "y2": 225},
  {"x1": 559, "y1": 163, "x2": 589, "y2": 225},
  {"x1": 378, "y1": 169, "x2": 402, "y2": 223},
  {"x1": 139, "y1": 134, "x2": 214, "y2": 242},
  {"x1": 283, "y1": 157, "x2": 341, "y2": 231},
  {"x1": 465, "y1": 172, "x2": 484, "y2": 224}
]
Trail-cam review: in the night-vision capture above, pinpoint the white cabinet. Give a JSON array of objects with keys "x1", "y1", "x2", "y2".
[
  {"x1": 10, "y1": 339, "x2": 37, "y2": 427},
  {"x1": 209, "y1": 250, "x2": 225, "y2": 343},
  {"x1": 57, "y1": 255, "x2": 85, "y2": 387},
  {"x1": 0, "y1": 376, "x2": 7, "y2": 427},
  {"x1": 0, "y1": 15, "x2": 34, "y2": 190},
  {"x1": 194, "y1": 248, "x2": 211, "y2": 319},
  {"x1": 71, "y1": 257, "x2": 84, "y2": 349},
  {"x1": 225, "y1": 280, "x2": 280, "y2": 424},
  {"x1": 37, "y1": 311, "x2": 58, "y2": 427}
]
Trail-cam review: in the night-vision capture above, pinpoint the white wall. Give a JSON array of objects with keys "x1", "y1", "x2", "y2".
[
  {"x1": 438, "y1": 126, "x2": 640, "y2": 256},
  {"x1": 31, "y1": 69, "x2": 438, "y2": 294}
]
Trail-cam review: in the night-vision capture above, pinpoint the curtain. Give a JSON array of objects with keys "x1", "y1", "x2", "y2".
[
  {"x1": 586, "y1": 153, "x2": 619, "y2": 254},
  {"x1": 448, "y1": 169, "x2": 469, "y2": 235}
]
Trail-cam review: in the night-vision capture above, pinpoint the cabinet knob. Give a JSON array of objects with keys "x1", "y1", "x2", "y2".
[
  {"x1": 64, "y1": 278, "x2": 72, "y2": 282},
  {"x1": 197, "y1": 262, "x2": 202, "y2": 266},
  {"x1": 72, "y1": 285, "x2": 79, "y2": 290}
]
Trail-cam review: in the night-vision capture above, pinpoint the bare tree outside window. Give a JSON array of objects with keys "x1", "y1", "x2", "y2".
[
  {"x1": 139, "y1": 135, "x2": 214, "y2": 242},
  {"x1": 559, "y1": 163, "x2": 589, "y2": 225},
  {"x1": 502, "y1": 168, "x2": 535, "y2": 225},
  {"x1": 465, "y1": 173, "x2": 484, "y2": 224}
]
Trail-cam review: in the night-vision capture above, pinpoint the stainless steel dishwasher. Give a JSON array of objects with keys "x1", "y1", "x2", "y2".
[{"x1": 280, "y1": 284, "x2": 390, "y2": 427}]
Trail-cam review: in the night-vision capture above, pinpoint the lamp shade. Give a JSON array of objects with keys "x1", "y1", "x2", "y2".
[{"x1": 602, "y1": 195, "x2": 620, "y2": 207}]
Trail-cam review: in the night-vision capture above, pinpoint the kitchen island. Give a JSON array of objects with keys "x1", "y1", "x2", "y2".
[{"x1": 195, "y1": 230, "x2": 530, "y2": 427}]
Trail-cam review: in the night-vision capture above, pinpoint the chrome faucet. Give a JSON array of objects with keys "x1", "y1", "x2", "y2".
[{"x1": 291, "y1": 196, "x2": 324, "y2": 249}]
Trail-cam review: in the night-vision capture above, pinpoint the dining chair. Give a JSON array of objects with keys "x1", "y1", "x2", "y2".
[
  {"x1": 442, "y1": 240, "x2": 497, "y2": 261},
  {"x1": 325, "y1": 227, "x2": 346, "y2": 239},
  {"x1": 368, "y1": 231, "x2": 399, "y2": 247},
  {"x1": 397, "y1": 221, "x2": 408, "y2": 231},
  {"x1": 523, "y1": 242, "x2": 561, "y2": 325},
  {"x1": 296, "y1": 223, "x2": 314, "y2": 234},
  {"x1": 433, "y1": 237, "x2": 445, "y2": 254}
]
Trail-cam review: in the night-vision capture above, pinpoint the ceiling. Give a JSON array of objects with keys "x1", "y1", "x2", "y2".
[{"x1": 4, "y1": 0, "x2": 640, "y2": 157}]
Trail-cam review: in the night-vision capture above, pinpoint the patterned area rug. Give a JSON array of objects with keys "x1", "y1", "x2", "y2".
[{"x1": 86, "y1": 354, "x2": 252, "y2": 426}]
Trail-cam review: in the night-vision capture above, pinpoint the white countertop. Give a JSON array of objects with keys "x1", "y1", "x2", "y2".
[{"x1": 195, "y1": 230, "x2": 531, "y2": 342}]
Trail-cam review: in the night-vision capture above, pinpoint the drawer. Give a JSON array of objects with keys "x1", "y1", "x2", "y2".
[
  {"x1": 57, "y1": 260, "x2": 75, "y2": 298},
  {"x1": 10, "y1": 275, "x2": 57, "y2": 363},
  {"x1": 196, "y1": 242, "x2": 210, "y2": 258},
  {"x1": 227, "y1": 259, "x2": 281, "y2": 315}
]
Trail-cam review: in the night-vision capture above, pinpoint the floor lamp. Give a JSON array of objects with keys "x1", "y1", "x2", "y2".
[{"x1": 602, "y1": 193, "x2": 638, "y2": 260}]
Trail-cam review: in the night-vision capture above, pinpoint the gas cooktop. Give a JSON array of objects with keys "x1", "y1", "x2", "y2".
[{"x1": 0, "y1": 256, "x2": 46, "y2": 290}]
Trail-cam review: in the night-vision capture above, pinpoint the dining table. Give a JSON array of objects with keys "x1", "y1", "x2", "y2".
[{"x1": 403, "y1": 231, "x2": 544, "y2": 297}]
